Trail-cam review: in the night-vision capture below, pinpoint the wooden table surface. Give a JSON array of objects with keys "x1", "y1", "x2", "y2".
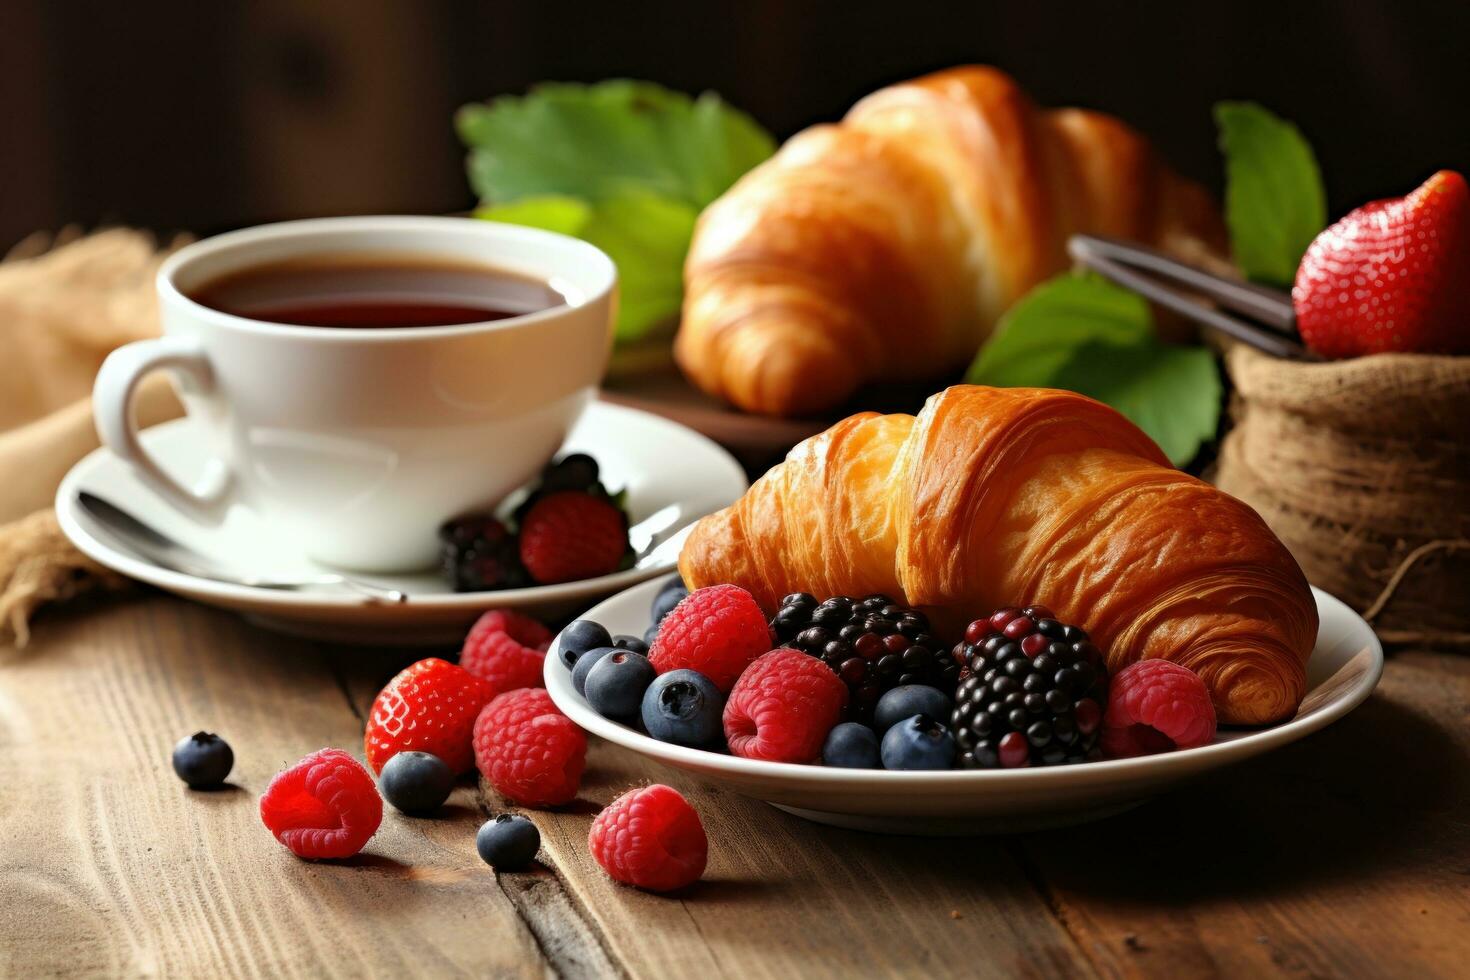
[{"x1": 3, "y1": 595, "x2": 1468, "y2": 979}]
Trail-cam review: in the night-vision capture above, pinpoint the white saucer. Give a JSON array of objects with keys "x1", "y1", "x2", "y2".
[
  {"x1": 56, "y1": 401, "x2": 747, "y2": 644},
  {"x1": 546, "y1": 579, "x2": 1383, "y2": 834}
]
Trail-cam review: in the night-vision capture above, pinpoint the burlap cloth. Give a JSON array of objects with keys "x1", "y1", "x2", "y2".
[
  {"x1": 0, "y1": 229, "x2": 187, "y2": 645},
  {"x1": 1217, "y1": 344, "x2": 1470, "y2": 648}
]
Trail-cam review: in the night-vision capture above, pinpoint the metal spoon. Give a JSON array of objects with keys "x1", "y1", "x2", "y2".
[
  {"x1": 76, "y1": 492, "x2": 699, "y2": 602},
  {"x1": 75, "y1": 492, "x2": 409, "y2": 604}
]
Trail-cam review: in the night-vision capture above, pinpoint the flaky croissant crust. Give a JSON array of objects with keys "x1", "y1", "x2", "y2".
[
  {"x1": 680, "y1": 386, "x2": 1317, "y2": 726},
  {"x1": 676, "y1": 65, "x2": 1225, "y2": 417}
]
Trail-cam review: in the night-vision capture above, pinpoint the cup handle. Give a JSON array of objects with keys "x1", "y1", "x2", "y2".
[{"x1": 93, "y1": 336, "x2": 233, "y2": 516}]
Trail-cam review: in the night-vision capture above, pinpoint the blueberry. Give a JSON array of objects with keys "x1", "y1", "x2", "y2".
[
  {"x1": 650, "y1": 582, "x2": 689, "y2": 625},
  {"x1": 880, "y1": 715, "x2": 956, "y2": 770},
  {"x1": 822, "y1": 722, "x2": 881, "y2": 768},
  {"x1": 572, "y1": 646, "x2": 617, "y2": 696},
  {"x1": 585, "y1": 651, "x2": 655, "y2": 720},
  {"x1": 171, "y1": 731, "x2": 233, "y2": 789},
  {"x1": 641, "y1": 670, "x2": 723, "y2": 746},
  {"x1": 611, "y1": 634, "x2": 649, "y2": 655},
  {"x1": 378, "y1": 751, "x2": 454, "y2": 814},
  {"x1": 558, "y1": 620, "x2": 613, "y2": 668},
  {"x1": 476, "y1": 814, "x2": 540, "y2": 870},
  {"x1": 873, "y1": 685, "x2": 954, "y2": 734}
]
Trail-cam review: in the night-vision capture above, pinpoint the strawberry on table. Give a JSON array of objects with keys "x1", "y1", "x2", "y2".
[
  {"x1": 1293, "y1": 169, "x2": 1470, "y2": 358},
  {"x1": 364, "y1": 658, "x2": 496, "y2": 775}
]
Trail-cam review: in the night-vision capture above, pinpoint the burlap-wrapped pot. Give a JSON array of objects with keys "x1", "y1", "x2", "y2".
[{"x1": 1216, "y1": 345, "x2": 1470, "y2": 647}]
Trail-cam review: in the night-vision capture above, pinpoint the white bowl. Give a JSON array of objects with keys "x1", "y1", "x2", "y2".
[{"x1": 546, "y1": 579, "x2": 1382, "y2": 834}]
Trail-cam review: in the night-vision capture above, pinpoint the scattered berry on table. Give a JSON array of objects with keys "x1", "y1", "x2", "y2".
[
  {"x1": 538, "y1": 453, "x2": 600, "y2": 494},
  {"x1": 1101, "y1": 660, "x2": 1217, "y2": 758},
  {"x1": 650, "y1": 584, "x2": 773, "y2": 693},
  {"x1": 588, "y1": 784, "x2": 707, "y2": 892},
  {"x1": 772, "y1": 593, "x2": 961, "y2": 723},
  {"x1": 377, "y1": 750, "x2": 455, "y2": 815},
  {"x1": 642, "y1": 669, "x2": 724, "y2": 747},
  {"x1": 572, "y1": 646, "x2": 616, "y2": 696},
  {"x1": 171, "y1": 731, "x2": 233, "y2": 789},
  {"x1": 950, "y1": 605, "x2": 1108, "y2": 769},
  {"x1": 650, "y1": 580, "x2": 689, "y2": 625},
  {"x1": 873, "y1": 685, "x2": 953, "y2": 735},
  {"x1": 518, "y1": 491, "x2": 629, "y2": 585},
  {"x1": 611, "y1": 634, "x2": 649, "y2": 655},
  {"x1": 365, "y1": 658, "x2": 495, "y2": 775},
  {"x1": 259, "y1": 748, "x2": 382, "y2": 860},
  {"x1": 723, "y1": 648, "x2": 847, "y2": 763},
  {"x1": 477, "y1": 813, "x2": 541, "y2": 870},
  {"x1": 440, "y1": 514, "x2": 531, "y2": 592},
  {"x1": 459, "y1": 609, "x2": 553, "y2": 696},
  {"x1": 585, "y1": 651, "x2": 656, "y2": 721},
  {"x1": 880, "y1": 714, "x2": 957, "y2": 770},
  {"x1": 558, "y1": 619, "x2": 613, "y2": 668},
  {"x1": 473, "y1": 689, "x2": 586, "y2": 807},
  {"x1": 821, "y1": 722, "x2": 881, "y2": 768}
]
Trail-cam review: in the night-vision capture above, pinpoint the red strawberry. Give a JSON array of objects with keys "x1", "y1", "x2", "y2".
[
  {"x1": 364, "y1": 658, "x2": 495, "y2": 775},
  {"x1": 1294, "y1": 169, "x2": 1470, "y2": 358},
  {"x1": 518, "y1": 491, "x2": 628, "y2": 585}
]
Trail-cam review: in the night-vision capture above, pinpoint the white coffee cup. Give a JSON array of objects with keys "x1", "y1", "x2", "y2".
[{"x1": 93, "y1": 215, "x2": 616, "y2": 572}]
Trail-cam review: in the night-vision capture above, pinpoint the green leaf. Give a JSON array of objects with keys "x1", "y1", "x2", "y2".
[
  {"x1": 965, "y1": 275, "x2": 1154, "y2": 386},
  {"x1": 457, "y1": 80, "x2": 775, "y2": 346},
  {"x1": 473, "y1": 195, "x2": 591, "y2": 236},
  {"x1": 1045, "y1": 342, "x2": 1222, "y2": 466},
  {"x1": 965, "y1": 274, "x2": 1221, "y2": 466},
  {"x1": 1215, "y1": 101, "x2": 1327, "y2": 287},
  {"x1": 457, "y1": 80, "x2": 775, "y2": 210},
  {"x1": 579, "y1": 188, "x2": 699, "y2": 342}
]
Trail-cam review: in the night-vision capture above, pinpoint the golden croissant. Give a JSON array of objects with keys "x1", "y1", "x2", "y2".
[
  {"x1": 679, "y1": 386, "x2": 1317, "y2": 725},
  {"x1": 676, "y1": 65, "x2": 1225, "y2": 417}
]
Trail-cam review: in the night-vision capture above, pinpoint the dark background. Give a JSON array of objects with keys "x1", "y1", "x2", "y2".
[{"x1": 3, "y1": 0, "x2": 1466, "y2": 251}]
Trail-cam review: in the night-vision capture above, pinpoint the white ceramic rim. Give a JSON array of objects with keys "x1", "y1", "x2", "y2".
[
  {"x1": 547, "y1": 579, "x2": 1383, "y2": 788},
  {"x1": 156, "y1": 215, "x2": 618, "y2": 343},
  {"x1": 55, "y1": 403, "x2": 748, "y2": 611}
]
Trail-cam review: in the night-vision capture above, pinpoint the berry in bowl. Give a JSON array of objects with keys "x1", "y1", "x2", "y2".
[{"x1": 545, "y1": 577, "x2": 1382, "y2": 834}]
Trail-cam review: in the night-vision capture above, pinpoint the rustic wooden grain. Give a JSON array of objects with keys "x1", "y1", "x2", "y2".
[
  {"x1": 501, "y1": 739, "x2": 1096, "y2": 980},
  {"x1": 8, "y1": 593, "x2": 1470, "y2": 979},
  {"x1": 0, "y1": 598, "x2": 547, "y2": 979},
  {"x1": 1015, "y1": 651, "x2": 1470, "y2": 979}
]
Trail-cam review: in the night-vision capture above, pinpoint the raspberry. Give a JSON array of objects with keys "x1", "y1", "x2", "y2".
[
  {"x1": 723, "y1": 649, "x2": 848, "y2": 763},
  {"x1": 459, "y1": 609, "x2": 554, "y2": 695},
  {"x1": 364, "y1": 658, "x2": 495, "y2": 775},
  {"x1": 473, "y1": 689, "x2": 587, "y2": 807},
  {"x1": 650, "y1": 584, "x2": 772, "y2": 693},
  {"x1": 518, "y1": 491, "x2": 628, "y2": 585},
  {"x1": 588, "y1": 784, "x2": 707, "y2": 892},
  {"x1": 259, "y1": 748, "x2": 382, "y2": 860},
  {"x1": 1101, "y1": 660, "x2": 1217, "y2": 758}
]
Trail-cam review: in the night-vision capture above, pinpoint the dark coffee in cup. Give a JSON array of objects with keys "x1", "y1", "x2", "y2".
[{"x1": 188, "y1": 253, "x2": 566, "y2": 329}]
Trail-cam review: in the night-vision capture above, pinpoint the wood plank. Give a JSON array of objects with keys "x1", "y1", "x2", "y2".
[
  {"x1": 504, "y1": 738, "x2": 1097, "y2": 980},
  {"x1": 0, "y1": 597, "x2": 548, "y2": 979},
  {"x1": 1017, "y1": 652, "x2": 1470, "y2": 979}
]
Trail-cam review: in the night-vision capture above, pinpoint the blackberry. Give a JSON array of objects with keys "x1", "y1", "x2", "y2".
[
  {"x1": 950, "y1": 605, "x2": 1108, "y2": 768},
  {"x1": 439, "y1": 514, "x2": 531, "y2": 592},
  {"x1": 772, "y1": 592, "x2": 961, "y2": 722}
]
